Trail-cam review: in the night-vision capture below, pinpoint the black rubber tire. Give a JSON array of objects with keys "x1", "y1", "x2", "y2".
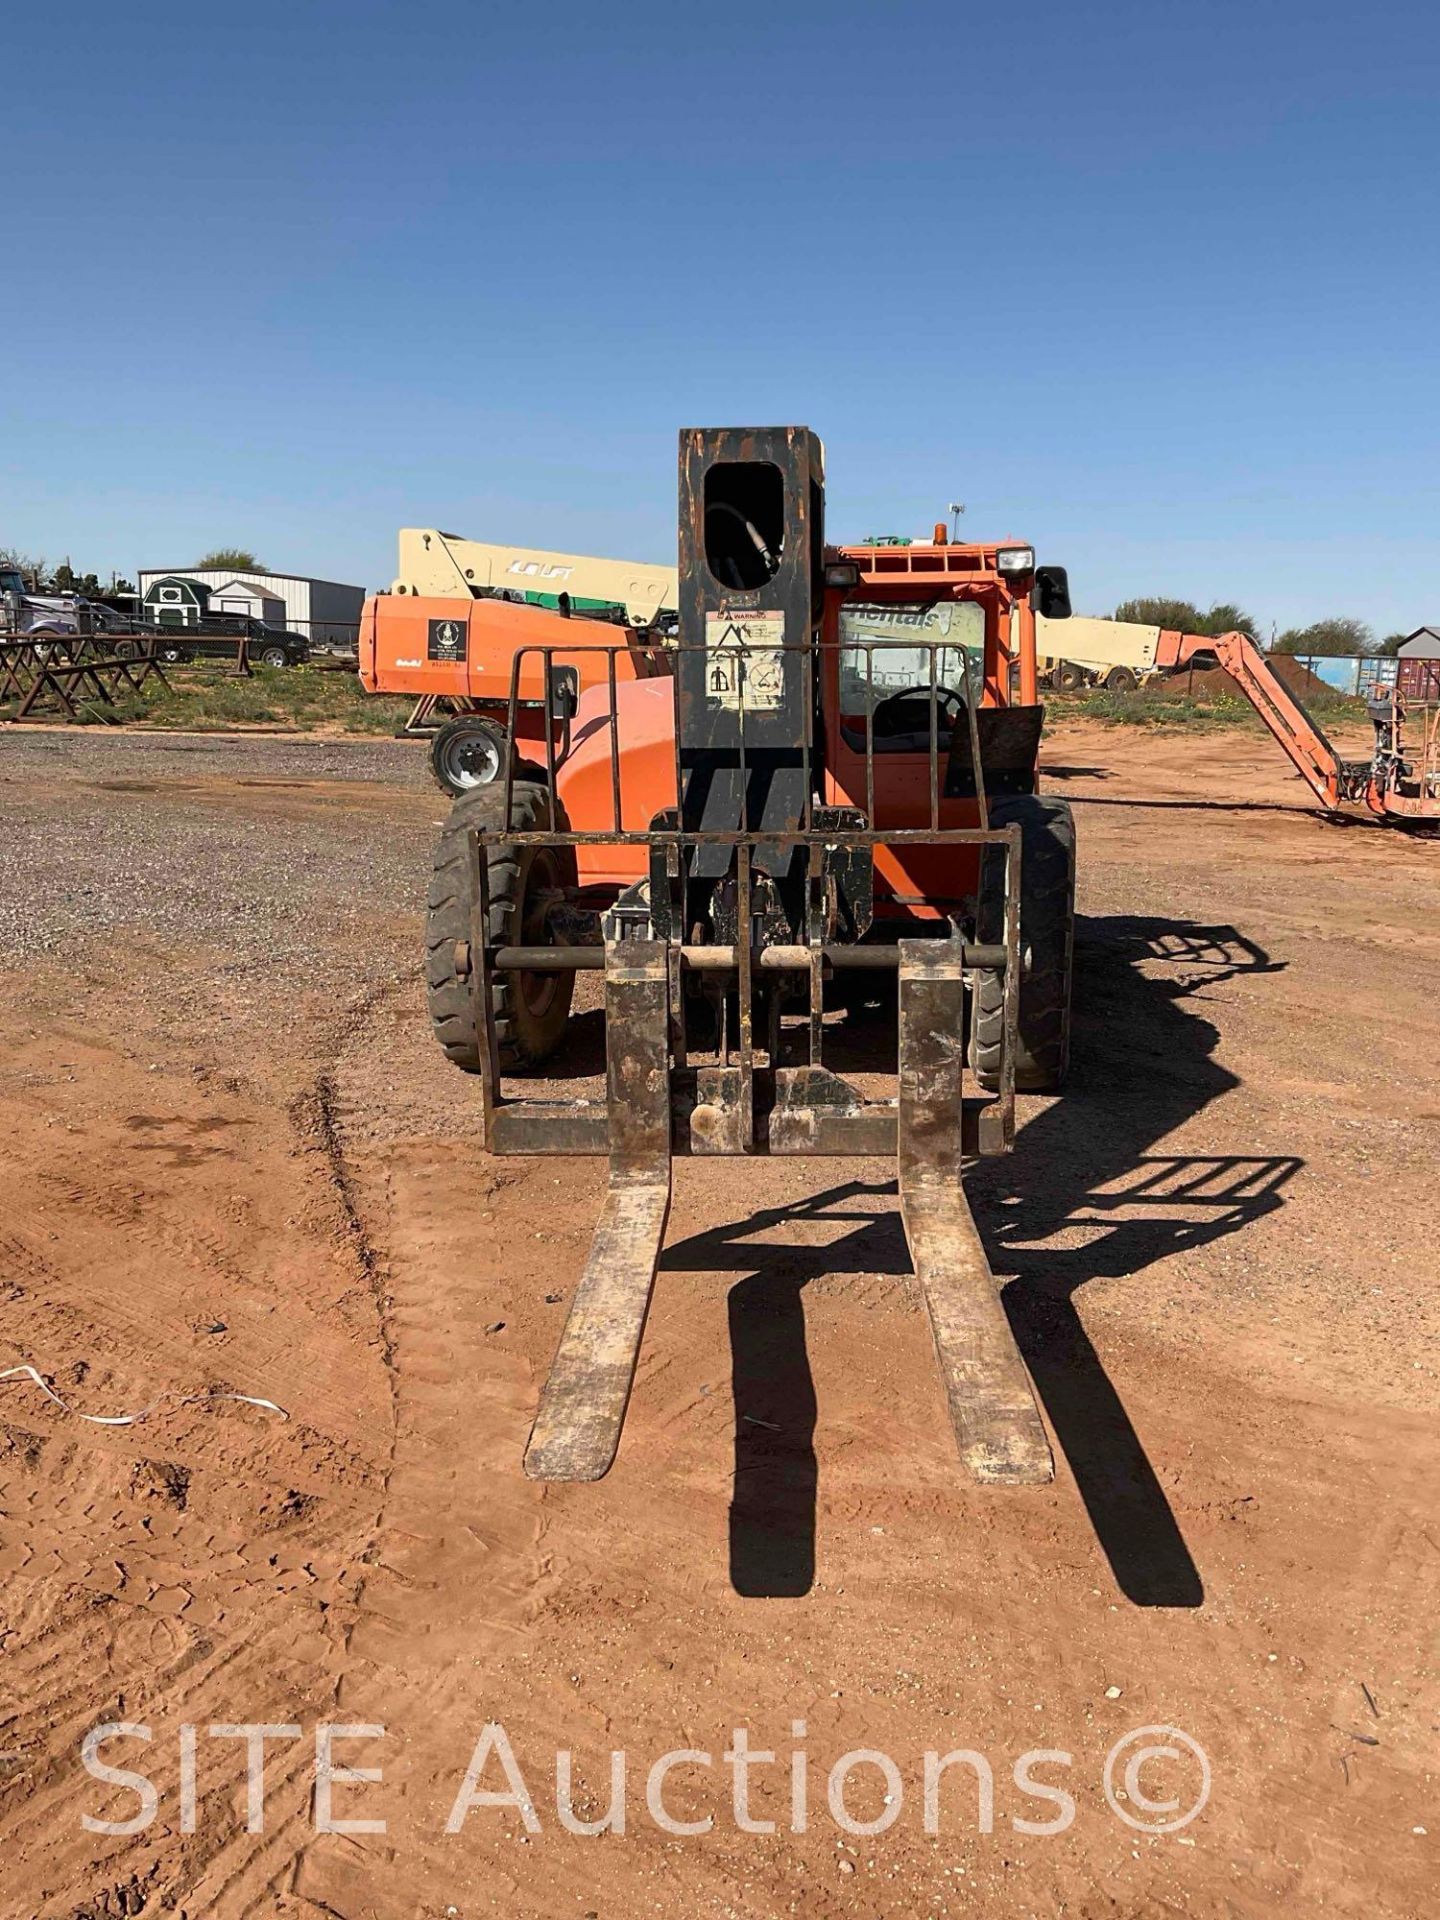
[
  {"x1": 258, "y1": 645, "x2": 289, "y2": 668},
  {"x1": 429, "y1": 715, "x2": 509, "y2": 796},
  {"x1": 972, "y1": 793, "x2": 1076, "y2": 1093},
  {"x1": 1053, "y1": 660, "x2": 1086, "y2": 693},
  {"x1": 425, "y1": 782, "x2": 577, "y2": 1074},
  {"x1": 1104, "y1": 665, "x2": 1138, "y2": 692},
  {"x1": 114, "y1": 638, "x2": 138, "y2": 660}
]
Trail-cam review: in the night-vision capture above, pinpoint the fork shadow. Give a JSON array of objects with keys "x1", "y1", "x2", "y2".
[
  {"x1": 661, "y1": 1183, "x2": 912, "y2": 1597},
  {"x1": 661, "y1": 916, "x2": 1301, "y2": 1604}
]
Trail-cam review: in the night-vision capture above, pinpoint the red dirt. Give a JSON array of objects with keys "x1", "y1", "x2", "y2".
[
  {"x1": 2, "y1": 719, "x2": 1436, "y2": 1918},
  {"x1": 1179, "y1": 654, "x2": 1339, "y2": 701}
]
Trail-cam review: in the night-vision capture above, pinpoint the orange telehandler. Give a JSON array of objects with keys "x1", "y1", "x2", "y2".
[{"x1": 425, "y1": 426, "x2": 1077, "y2": 1490}]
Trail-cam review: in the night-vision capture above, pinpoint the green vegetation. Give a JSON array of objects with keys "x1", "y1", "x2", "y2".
[
  {"x1": 1273, "y1": 616, "x2": 1373, "y2": 656},
  {"x1": 2, "y1": 550, "x2": 136, "y2": 594},
  {"x1": 195, "y1": 548, "x2": 265, "y2": 572},
  {"x1": 1067, "y1": 687, "x2": 1260, "y2": 730},
  {"x1": 1110, "y1": 601, "x2": 1416, "y2": 658},
  {"x1": 1062, "y1": 681, "x2": 1366, "y2": 731},
  {"x1": 1112, "y1": 596, "x2": 1261, "y2": 638},
  {"x1": 3, "y1": 661, "x2": 412, "y2": 734}
]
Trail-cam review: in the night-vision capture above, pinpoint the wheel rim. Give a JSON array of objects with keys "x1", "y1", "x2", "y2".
[
  {"x1": 261, "y1": 648, "x2": 287, "y2": 667},
  {"x1": 442, "y1": 728, "x2": 501, "y2": 789}
]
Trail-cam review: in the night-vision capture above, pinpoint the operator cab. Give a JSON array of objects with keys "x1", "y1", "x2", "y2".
[
  {"x1": 820, "y1": 537, "x2": 1069, "y2": 858},
  {"x1": 836, "y1": 598, "x2": 984, "y2": 751}
]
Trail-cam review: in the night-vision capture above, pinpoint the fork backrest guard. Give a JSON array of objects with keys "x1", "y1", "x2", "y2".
[{"x1": 677, "y1": 427, "x2": 824, "y2": 875}]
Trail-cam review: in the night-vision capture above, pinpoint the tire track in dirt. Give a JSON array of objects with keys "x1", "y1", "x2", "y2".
[
  {"x1": 291, "y1": 978, "x2": 561, "y2": 1916},
  {"x1": 0, "y1": 966, "x2": 402, "y2": 1919},
  {"x1": 287, "y1": 989, "x2": 836, "y2": 1919},
  {"x1": 282, "y1": 978, "x2": 1129, "y2": 1919}
]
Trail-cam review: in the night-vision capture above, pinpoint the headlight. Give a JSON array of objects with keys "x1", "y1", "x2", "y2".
[
  {"x1": 824, "y1": 561, "x2": 861, "y2": 588},
  {"x1": 996, "y1": 546, "x2": 1035, "y2": 575}
]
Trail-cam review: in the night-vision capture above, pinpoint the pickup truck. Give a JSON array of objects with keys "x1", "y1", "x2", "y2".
[{"x1": 143, "y1": 614, "x2": 310, "y2": 667}]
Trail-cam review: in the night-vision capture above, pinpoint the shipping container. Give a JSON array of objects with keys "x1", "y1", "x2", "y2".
[{"x1": 1398, "y1": 657, "x2": 1440, "y2": 701}]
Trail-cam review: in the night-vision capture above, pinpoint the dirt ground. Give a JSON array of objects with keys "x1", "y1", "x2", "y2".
[{"x1": 0, "y1": 720, "x2": 1435, "y2": 1919}]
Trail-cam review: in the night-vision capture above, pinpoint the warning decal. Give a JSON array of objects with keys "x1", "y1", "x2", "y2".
[
  {"x1": 427, "y1": 616, "x2": 465, "y2": 663},
  {"x1": 703, "y1": 610, "x2": 786, "y2": 711}
]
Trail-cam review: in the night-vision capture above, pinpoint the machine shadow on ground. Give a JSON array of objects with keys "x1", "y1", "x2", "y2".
[
  {"x1": 975, "y1": 916, "x2": 1300, "y2": 1607},
  {"x1": 658, "y1": 916, "x2": 1300, "y2": 1604},
  {"x1": 1064, "y1": 792, "x2": 1372, "y2": 823}
]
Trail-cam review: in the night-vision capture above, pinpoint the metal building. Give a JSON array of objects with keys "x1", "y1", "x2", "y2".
[{"x1": 136, "y1": 567, "x2": 366, "y2": 646}]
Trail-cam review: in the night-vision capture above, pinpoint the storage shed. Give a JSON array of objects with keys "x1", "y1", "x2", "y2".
[
  {"x1": 208, "y1": 578, "x2": 288, "y2": 628},
  {"x1": 142, "y1": 575, "x2": 211, "y2": 628},
  {"x1": 137, "y1": 567, "x2": 366, "y2": 646}
]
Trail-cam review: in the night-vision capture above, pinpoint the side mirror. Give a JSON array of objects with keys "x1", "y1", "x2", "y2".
[
  {"x1": 546, "y1": 663, "x2": 580, "y2": 720},
  {"x1": 1032, "y1": 565, "x2": 1071, "y2": 620}
]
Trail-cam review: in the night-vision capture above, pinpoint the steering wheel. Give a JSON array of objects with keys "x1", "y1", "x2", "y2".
[{"x1": 870, "y1": 685, "x2": 966, "y2": 737}]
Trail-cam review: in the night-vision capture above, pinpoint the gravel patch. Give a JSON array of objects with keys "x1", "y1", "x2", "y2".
[
  {"x1": 0, "y1": 727, "x2": 430, "y2": 788},
  {"x1": 0, "y1": 729, "x2": 440, "y2": 972}
]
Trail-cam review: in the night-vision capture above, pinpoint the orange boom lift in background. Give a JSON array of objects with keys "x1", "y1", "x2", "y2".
[
  {"x1": 1154, "y1": 629, "x2": 1440, "y2": 824},
  {"x1": 358, "y1": 590, "x2": 669, "y2": 794}
]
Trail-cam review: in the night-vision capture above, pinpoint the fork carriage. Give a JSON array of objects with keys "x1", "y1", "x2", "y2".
[{"x1": 428, "y1": 427, "x2": 1077, "y2": 1491}]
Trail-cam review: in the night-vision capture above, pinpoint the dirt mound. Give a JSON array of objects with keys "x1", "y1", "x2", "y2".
[
  {"x1": 1175, "y1": 652, "x2": 1337, "y2": 701},
  {"x1": 1271, "y1": 653, "x2": 1337, "y2": 696},
  {"x1": 1181, "y1": 663, "x2": 1246, "y2": 696}
]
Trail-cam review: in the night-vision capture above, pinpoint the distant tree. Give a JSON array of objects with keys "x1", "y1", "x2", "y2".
[
  {"x1": 1273, "y1": 616, "x2": 1374, "y2": 657},
  {"x1": 1113, "y1": 596, "x2": 1204, "y2": 632},
  {"x1": 0, "y1": 546, "x2": 47, "y2": 585},
  {"x1": 1199, "y1": 601, "x2": 1261, "y2": 639},
  {"x1": 3, "y1": 552, "x2": 133, "y2": 598},
  {"x1": 50, "y1": 563, "x2": 104, "y2": 597},
  {"x1": 1374, "y1": 631, "x2": 1411, "y2": 656},
  {"x1": 1112, "y1": 596, "x2": 1259, "y2": 637},
  {"x1": 196, "y1": 548, "x2": 264, "y2": 572}
]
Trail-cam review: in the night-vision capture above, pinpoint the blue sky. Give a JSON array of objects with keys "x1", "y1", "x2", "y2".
[{"x1": 3, "y1": 0, "x2": 1437, "y2": 635}]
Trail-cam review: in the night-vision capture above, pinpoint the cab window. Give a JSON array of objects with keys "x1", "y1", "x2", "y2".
[{"x1": 837, "y1": 600, "x2": 984, "y2": 750}]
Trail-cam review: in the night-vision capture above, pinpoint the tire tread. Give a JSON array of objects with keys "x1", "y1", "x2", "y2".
[
  {"x1": 973, "y1": 794, "x2": 1075, "y2": 1093},
  {"x1": 424, "y1": 782, "x2": 573, "y2": 1073}
]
